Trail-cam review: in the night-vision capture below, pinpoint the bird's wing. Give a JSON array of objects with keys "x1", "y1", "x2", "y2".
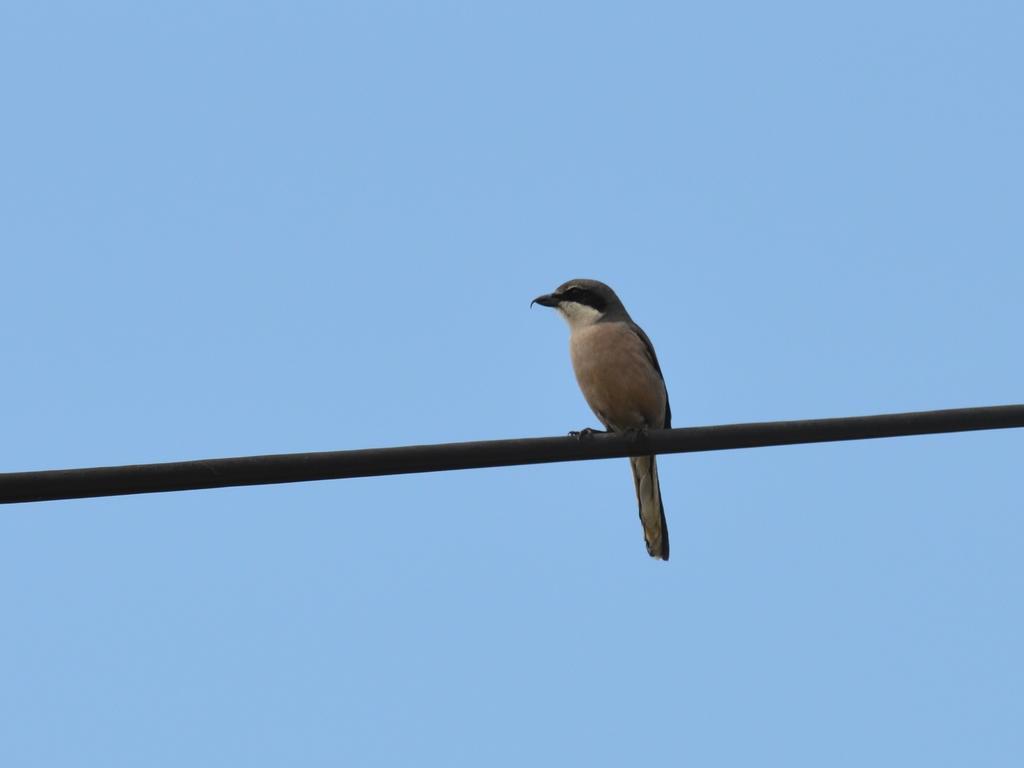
[{"x1": 628, "y1": 322, "x2": 671, "y2": 429}]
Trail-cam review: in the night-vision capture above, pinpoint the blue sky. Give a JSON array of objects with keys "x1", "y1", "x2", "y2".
[{"x1": 1, "y1": 1, "x2": 1022, "y2": 765}]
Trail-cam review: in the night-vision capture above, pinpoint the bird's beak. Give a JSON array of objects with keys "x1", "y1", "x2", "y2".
[{"x1": 531, "y1": 293, "x2": 559, "y2": 308}]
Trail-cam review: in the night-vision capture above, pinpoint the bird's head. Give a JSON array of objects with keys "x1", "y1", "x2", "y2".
[{"x1": 531, "y1": 279, "x2": 625, "y2": 328}]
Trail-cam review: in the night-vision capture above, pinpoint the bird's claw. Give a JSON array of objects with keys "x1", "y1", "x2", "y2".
[
  {"x1": 569, "y1": 427, "x2": 604, "y2": 440},
  {"x1": 624, "y1": 426, "x2": 649, "y2": 443}
]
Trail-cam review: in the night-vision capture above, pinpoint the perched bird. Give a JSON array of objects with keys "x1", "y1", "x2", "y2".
[{"x1": 532, "y1": 279, "x2": 671, "y2": 560}]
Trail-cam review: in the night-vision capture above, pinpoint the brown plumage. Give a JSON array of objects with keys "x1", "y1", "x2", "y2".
[{"x1": 533, "y1": 279, "x2": 671, "y2": 560}]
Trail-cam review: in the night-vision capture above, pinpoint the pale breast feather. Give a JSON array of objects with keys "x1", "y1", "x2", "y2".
[{"x1": 570, "y1": 321, "x2": 670, "y2": 431}]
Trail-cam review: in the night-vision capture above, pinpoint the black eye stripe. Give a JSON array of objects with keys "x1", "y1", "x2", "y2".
[{"x1": 559, "y1": 286, "x2": 607, "y2": 312}]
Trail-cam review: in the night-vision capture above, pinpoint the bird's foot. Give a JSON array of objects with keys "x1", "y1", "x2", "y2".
[
  {"x1": 569, "y1": 427, "x2": 606, "y2": 440},
  {"x1": 623, "y1": 426, "x2": 649, "y2": 443}
]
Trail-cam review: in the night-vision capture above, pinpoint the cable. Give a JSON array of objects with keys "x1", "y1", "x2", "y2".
[{"x1": 2, "y1": 404, "x2": 1021, "y2": 504}]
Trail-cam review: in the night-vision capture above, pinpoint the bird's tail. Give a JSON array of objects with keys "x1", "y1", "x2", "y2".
[{"x1": 629, "y1": 455, "x2": 669, "y2": 560}]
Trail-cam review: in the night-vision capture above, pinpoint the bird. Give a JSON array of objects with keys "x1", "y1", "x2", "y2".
[{"x1": 532, "y1": 279, "x2": 671, "y2": 560}]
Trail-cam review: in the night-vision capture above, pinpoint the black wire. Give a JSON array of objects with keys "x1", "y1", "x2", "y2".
[{"x1": 2, "y1": 404, "x2": 1022, "y2": 504}]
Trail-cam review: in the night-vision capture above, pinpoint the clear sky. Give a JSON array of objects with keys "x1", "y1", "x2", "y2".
[{"x1": 2, "y1": 2, "x2": 1022, "y2": 765}]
